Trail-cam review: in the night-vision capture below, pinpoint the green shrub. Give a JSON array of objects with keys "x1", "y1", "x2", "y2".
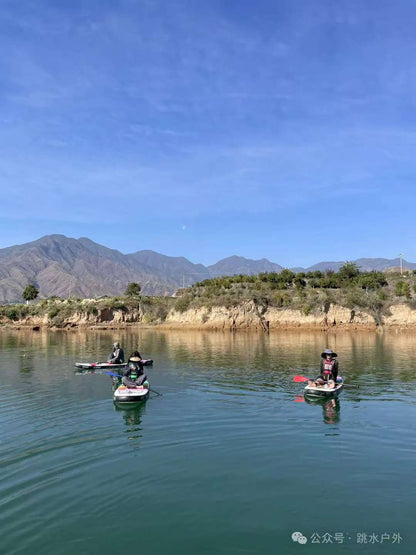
[
  {"x1": 378, "y1": 290, "x2": 388, "y2": 301},
  {"x1": 175, "y1": 297, "x2": 191, "y2": 313},
  {"x1": 6, "y1": 308, "x2": 18, "y2": 321},
  {"x1": 86, "y1": 305, "x2": 98, "y2": 316},
  {"x1": 359, "y1": 272, "x2": 388, "y2": 290},
  {"x1": 403, "y1": 283, "x2": 411, "y2": 299},
  {"x1": 302, "y1": 303, "x2": 314, "y2": 316},
  {"x1": 18, "y1": 305, "x2": 30, "y2": 318},
  {"x1": 273, "y1": 293, "x2": 291, "y2": 307},
  {"x1": 395, "y1": 281, "x2": 405, "y2": 296},
  {"x1": 48, "y1": 307, "x2": 60, "y2": 319},
  {"x1": 338, "y1": 262, "x2": 360, "y2": 280},
  {"x1": 125, "y1": 282, "x2": 141, "y2": 296}
]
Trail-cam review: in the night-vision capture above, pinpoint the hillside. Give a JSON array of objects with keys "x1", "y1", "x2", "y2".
[
  {"x1": 2, "y1": 265, "x2": 416, "y2": 330},
  {"x1": 0, "y1": 234, "x2": 415, "y2": 303},
  {"x1": 0, "y1": 235, "x2": 205, "y2": 302}
]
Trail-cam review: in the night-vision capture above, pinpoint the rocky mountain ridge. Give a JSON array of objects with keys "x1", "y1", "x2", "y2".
[{"x1": 0, "y1": 234, "x2": 414, "y2": 303}]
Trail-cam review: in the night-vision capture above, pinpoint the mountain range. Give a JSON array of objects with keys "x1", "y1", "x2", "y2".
[{"x1": 0, "y1": 234, "x2": 414, "y2": 303}]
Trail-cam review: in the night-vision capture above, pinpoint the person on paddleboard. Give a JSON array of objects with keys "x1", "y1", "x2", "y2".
[
  {"x1": 122, "y1": 356, "x2": 148, "y2": 388},
  {"x1": 107, "y1": 342, "x2": 125, "y2": 364},
  {"x1": 308, "y1": 349, "x2": 339, "y2": 389},
  {"x1": 128, "y1": 350, "x2": 142, "y2": 362}
]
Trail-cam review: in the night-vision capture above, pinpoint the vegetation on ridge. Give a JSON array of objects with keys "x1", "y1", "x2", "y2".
[
  {"x1": 1, "y1": 263, "x2": 416, "y2": 327},
  {"x1": 174, "y1": 263, "x2": 416, "y2": 326}
]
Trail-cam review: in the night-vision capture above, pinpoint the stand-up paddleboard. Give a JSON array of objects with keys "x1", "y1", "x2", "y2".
[
  {"x1": 113, "y1": 383, "x2": 150, "y2": 405},
  {"x1": 304, "y1": 377, "x2": 344, "y2": 397},
  {"x1": 75, "y1": 359, "x2": 153, "y2": 369}
]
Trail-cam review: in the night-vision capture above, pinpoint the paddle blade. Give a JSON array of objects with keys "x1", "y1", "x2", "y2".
[
  {"x1": 293, "y1": 375, "x2": 310, "y2": 383},
  {"x1": 105, "y1": 371, "x2": 123, "y2": 378}
]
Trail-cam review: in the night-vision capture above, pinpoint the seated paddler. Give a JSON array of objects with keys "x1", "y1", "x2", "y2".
[
  {"x1": 308, "y1": 349, "x2": 339, "y2": 389},
  {"x1": 122, "y1": 356, "x2": 148, "y2": 388}
]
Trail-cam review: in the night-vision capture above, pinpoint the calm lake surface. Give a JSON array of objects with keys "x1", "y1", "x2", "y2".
[{"x1": 1, "y1": 328, "x2": 415, "y2": 554}]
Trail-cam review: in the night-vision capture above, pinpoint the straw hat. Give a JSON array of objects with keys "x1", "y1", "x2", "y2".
[{"x1": 321, "y1": 349, "x2": 337, "y2": 358}]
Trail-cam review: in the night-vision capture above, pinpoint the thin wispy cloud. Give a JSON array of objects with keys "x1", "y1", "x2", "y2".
[{"x1": 1, "y1": 0, "x2": 416, "y2": 265}]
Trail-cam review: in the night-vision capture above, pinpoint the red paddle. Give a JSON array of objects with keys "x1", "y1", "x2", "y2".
[{"x1": 293, "y1": 375, "x2": 313, "y2": 383}]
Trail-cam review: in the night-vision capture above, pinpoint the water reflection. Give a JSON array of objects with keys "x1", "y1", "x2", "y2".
[
  {"x1": 1, "y1": 327, "x2": 416, "y2": 555},
  {"x1": 115, "y1": 403, "x2": 146, "y2": 443},
  {"x1": 304, "y1": 396, "x2": 341, "y2": 424},
  {"x1": 2, "y1": 327, "x2": 416, "y2": 389},
  {"x1": 19, "y1": 353, "x2": 35, "y2": 374}
]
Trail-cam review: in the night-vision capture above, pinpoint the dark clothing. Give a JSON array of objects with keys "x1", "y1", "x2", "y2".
[
  {"x1": 108, "y1": 347, "x2": 124, "y2": 364},
  {"x1": 122, "y1": 362, "x2": 147, "y2": 387},
  {"x1": 318, "y1": 358, "x2": 339, "y2": 382}
]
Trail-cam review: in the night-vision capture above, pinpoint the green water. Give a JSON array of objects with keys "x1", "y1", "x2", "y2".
[{"x1": 0, "y1": 329, "x2": 415, "y2": 554}]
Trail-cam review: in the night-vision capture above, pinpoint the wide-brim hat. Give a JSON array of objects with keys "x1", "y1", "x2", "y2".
[
  {"x1": 321, "y1": 349, "x2": 337, "y2": 358},
  {"x1": 129, "y1": 357, "x2": 142, "y2": 362}
]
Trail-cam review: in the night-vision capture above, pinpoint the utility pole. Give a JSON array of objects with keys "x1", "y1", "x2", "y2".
[{"x1": 399, "y1": 253, "x2": 403, "y2": 276}]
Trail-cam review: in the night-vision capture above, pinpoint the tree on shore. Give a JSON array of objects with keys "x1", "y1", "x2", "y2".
[
  {"x1": 125, "y1": 282, "x2": 141, "y2": 297},
  {"x1": 22, "y1": 284, "x2": 39, "y2": 303},
  {"x1": 338, "y1": 262, "x2": 360, "y2": 280}
]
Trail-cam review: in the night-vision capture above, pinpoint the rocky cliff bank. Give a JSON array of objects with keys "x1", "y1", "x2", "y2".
[{"x1": 3, "y1": 300, "x2": 416, "y2": 331}]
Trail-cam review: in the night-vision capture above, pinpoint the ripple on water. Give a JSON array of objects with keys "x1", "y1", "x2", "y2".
[{"x1": 1, "y1": 330, "x2": 416, "y2": 555}]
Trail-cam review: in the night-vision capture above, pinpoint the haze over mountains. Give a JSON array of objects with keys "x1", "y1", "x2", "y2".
[{"x1": 0, "y1": 235, "x2": 414, "y2": 303}]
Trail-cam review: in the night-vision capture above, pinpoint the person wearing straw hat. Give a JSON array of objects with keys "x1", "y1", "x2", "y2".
[
  {"x1": 122, "y1": 354, "x2": 148, "y2": 388},
  {"x1": 308, "y1": 349, "x2": 339, "y2": 389}
]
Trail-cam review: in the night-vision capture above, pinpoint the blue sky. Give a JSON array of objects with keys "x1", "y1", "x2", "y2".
[{"x1": 1, "y1": 0, "x2": 416, "y2": 267}]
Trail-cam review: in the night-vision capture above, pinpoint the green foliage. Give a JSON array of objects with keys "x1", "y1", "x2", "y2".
[
  {"x1": 294, "y1": 277, "x2": 306, "y2": 289},
  {"x1": 319, "y1": 274, "x2": 339, "y2": 289},
  {"x1": 358, "y1": 272, "x2": 388, "y2": 290},
  {"x1": 175, "y1": 296, "x2": 191, "y2": 313},
  {"x1": 5, "y1": 307, "x2": 18, "y2": 321},
  {"x1": 125, "y1": 282, "x2": 141, "y2": 297},
  {"x1": 22, "y1": 284, "x2": 39, "y2": 302},
  {"x1": 395, "y1": 281, "x2": 406, "y2": 296},
  {"x1": 103, "y1": 298, "x2": 127, "y2": 311},
  {"x1": 85, "y1": 304, "x2": 98, "y2": 316},
  {"x1": 273, "y1": 293, "x2": 291, "y2": 307},
  {"x1": 1, "y1": 265, "x2": 415, "y2": 329},
  {"x1": 296, "y1": 288, "x2": 307, "y2": 301},
  {"x1": 18, "y1": 305, "x2": 30, "y2": 318},
  {"x1": 403, "y1": 283, "x2": 411, "y2": 299},
  {"x1": 302, "y1": 303, "x2": 314, "y2": 316},
  {"x1": 378, "y1": 290, "x2": 388, "y2": 301},
  {"x1": 279, "y1": 269, "x2": 296, "y2": 284},
  {"x1": 338, "y1": 262, "x2": 360, "y2": 280},
  {"x1": 306, "y1": 270, "x2": 323, "y2": 279},
  {"x1": 140, "y1": 296, "x2": 171, "y2": 322},
  {"x1": 345, "y1": 290, "x2": 367, "y2": 309},
  {"x1": 48, "y1": 306, "x2": 60, "y2": 319}
]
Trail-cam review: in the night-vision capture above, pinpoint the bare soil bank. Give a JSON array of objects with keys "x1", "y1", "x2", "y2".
[{"x1": 3, "y1": 301, "x2": 416, "y2": 332}]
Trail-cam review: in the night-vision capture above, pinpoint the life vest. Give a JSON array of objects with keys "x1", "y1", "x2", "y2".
[
  {"x1": 323, "y1": 358, "x2": 335, "y2": 375},
  {"x1": 128, "y1": 363, "x2": 140, "y2": 380}
]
